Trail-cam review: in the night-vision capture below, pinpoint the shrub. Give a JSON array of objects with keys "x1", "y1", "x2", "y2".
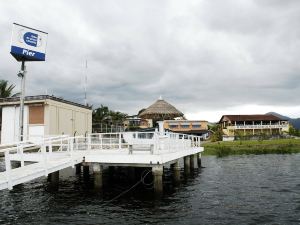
[{"x1": 216, "y1": 146, "x2": 232, "y2": 157}]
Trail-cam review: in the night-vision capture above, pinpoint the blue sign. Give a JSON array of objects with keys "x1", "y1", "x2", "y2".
[
  {"x1": 11, "y1": 46, "x2": 45, "y2": 61},
  {"x1": 23, "y1": 32, "x2": 38, "y2": 47},
  {"x1": 10, "y1": 23, "x2": 48, "y2": 62}
]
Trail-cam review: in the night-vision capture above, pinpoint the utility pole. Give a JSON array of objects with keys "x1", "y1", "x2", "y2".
[
  {"x1": 18, "y1": 61, "x2": 26, "y2": 141},
  {"x1": 84, "y1": 59, "x2": 88, "y2": 106}
]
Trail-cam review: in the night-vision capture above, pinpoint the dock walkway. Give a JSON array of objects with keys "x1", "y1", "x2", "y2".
[{"x1": 0, "y1": 131, "x2": 203, "y2": 192}]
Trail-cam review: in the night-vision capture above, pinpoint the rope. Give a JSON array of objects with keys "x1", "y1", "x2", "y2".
[
  {"x1": 141, "y1": 170, "x2": 154, "y2": 187},
  {"x1": 103, "y1": 170, "x2": 152, "y2": 205}
]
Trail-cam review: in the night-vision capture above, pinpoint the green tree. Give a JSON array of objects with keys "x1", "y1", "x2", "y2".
[
  {"x1": 289, "y1": 125, "x2": 300, "y2": 137},
  {"x1": 209, "y1": 124, "x2": 223, "y2": 142},
  {"x1": 0, "y1": 80, "x2": 19, "y2": 131},
  {"x1": 92, "y1": 105, "x2": 110, "y2": 123},
  {"x1": 92, "y1": 105, "x2": 127, "y2": 124},
  {"x1": 0, "y1": 80, "x2": 18, "y2": 98}
]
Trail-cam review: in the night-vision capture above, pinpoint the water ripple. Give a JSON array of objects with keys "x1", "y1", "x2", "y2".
[{"x1": 0, "y1": 154, "x2": 299, "y2": 225}]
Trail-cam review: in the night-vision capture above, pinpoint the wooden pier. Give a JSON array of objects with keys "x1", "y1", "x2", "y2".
[{"x1": 0, "y1": 130, "x2": 203, "y2": 194}]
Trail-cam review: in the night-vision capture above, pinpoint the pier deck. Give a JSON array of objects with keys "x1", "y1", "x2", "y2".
[{"x1": 0, "y1": 132, "x2": 203, "y2": 191}]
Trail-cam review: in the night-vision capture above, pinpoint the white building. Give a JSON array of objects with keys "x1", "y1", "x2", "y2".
[{"x1": 0, "y1": 95, "x2": 92, "y2": 144}]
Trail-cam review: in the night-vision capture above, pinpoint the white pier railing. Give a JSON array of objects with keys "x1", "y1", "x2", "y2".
[{"x1": 0, "y1": 131, "x2": 202, "y2": 190}]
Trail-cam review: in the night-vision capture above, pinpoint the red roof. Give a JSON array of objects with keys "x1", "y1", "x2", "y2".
[{"x1": 219, "y1": 114, "x2": 286, "y2": 123}]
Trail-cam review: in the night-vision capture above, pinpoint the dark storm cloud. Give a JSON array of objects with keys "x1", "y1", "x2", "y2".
[{"x1": 0, "y1": 0, "x2": 299, "y2": 120}]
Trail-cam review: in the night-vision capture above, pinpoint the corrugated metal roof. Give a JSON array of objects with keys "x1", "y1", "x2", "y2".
[{"x1": 0, "y1": 95, "x2": 91, "y2": 109}]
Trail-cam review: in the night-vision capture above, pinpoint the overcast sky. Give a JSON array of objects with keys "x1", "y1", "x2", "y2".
[{"x1": 1, "y1": 0, "x2": 300, "y2": 121}]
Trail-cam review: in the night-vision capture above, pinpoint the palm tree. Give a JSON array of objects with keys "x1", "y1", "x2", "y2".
[
  {"x1": 0, "y1": 80, "x2": 19, "y2": 132},
  {"x1": 0, "y1": 80, "x2": 18, "y2": 98}
]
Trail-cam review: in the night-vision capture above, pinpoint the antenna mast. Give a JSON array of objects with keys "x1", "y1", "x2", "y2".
[{"x1": 84, "y1": 59, "x2": 87, "y2": 106}]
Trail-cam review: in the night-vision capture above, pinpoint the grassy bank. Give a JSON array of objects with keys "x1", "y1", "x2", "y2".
[{"x1": 202, "y1": 139, "x2": 300, "y2": 157}]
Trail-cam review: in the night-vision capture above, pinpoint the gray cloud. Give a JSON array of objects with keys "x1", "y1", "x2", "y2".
[{"x1": 0, "y1": 0, "x2": 299, "y2": 121}]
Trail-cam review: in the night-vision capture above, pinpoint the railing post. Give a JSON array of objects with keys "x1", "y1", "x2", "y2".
[
  {"x1": 49, "y1": 142, "x2": 53, "y2": 154},
  {"x1": 67, "y1": 138, "x2": 70, "y2": 152},
  {"x1": 128, "y1": 145, "x2": 133, "y2": 154},
  {"x1": 100, "y1": 134, "x2": 103, "y2": 149},
  {"x1": 70, "y1": 139, "x2": 74, "y2": 153},
  {"x1": 5, "y1": 150, "x2": 13, "y2": 190},
  {"x1": 88, "y1": 135, "x2": 91, "y2": 151},
  {"x1": 42, "y1": 142, "x2": 48, "y2": 177},
  {"x1": 109, "y1": 133, "x2": 112, "y2": 149},
  {"x1": 154, "y1": 131, "x2": 159, "y2": 154},
  {"x1": 118, "y1": 133, "x2": 122, "y2": 150},
  {"x1": 60, "y1": 137, "x2": 63, "y2": 151},
  {"x1": 75, "y1": 137, "x2": 79, "y2": 150},
  {"x1": 20, "y1": 145, "x2": 24, "y2": 167},
  {"x1": 150, "y1": 144, "x2": 154, "y2": 154},
  {"x1": 70, "y1": 140, "x2": 74, "y2": 168},
  {"x1": 168, "y1": 133, "x2": 170, "y2": 152}
]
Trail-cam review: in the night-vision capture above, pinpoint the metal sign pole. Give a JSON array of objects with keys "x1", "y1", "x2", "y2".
[
  {"x1": 10, "y1": 23, "x2": 48, "y2": 141},
  {"x1": 18, "y1": 61, "x2": 26, "y2": 141}
]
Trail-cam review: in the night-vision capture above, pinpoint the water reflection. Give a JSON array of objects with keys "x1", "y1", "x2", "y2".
[{"x1": 0, "y1": 154, "x2": 299, "y2": 225}]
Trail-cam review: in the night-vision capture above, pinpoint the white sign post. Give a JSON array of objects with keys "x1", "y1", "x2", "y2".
[{"x1": 10, "y1": 23, "x2": 48, "y2": 141}]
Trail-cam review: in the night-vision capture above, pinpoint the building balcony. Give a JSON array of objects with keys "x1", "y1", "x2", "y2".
[{"x1": 227, "y1": 124, "x2": 288, "y2": 129}]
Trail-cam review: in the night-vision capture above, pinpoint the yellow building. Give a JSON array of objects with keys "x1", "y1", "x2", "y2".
[
  {"x1": 163, "y1": 120, "x2": 209, "y2": 139},
  {"x1": 219, "y1": 114, "x2": 289, "y2": 141}
]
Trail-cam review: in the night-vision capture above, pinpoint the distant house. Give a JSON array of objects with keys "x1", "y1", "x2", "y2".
[
  {"x1": 219, "y1": 114, "x2": 289, "y2": 141},
  {"x1": 123, "y1": 116, "x2": 152, "y2": 130},
  {"x1": 164, "y1": 120, "x2": 209, "y2": 139},
  {"x1": 0, "y1": 95, "x2": 92, "y2": 144}
]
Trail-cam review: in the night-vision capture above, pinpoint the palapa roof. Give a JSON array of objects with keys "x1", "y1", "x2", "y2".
[
  {"x1": 139, "y1": 98, "x2": 184, "y2": 119},
  {"x1": 219, "y1": 114, "x2": 287, "y2": 123}
]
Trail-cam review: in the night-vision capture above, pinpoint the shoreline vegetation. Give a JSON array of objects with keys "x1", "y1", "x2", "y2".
[{"x1": 202, "y1": 139, "x2": 300, "y2": 157}]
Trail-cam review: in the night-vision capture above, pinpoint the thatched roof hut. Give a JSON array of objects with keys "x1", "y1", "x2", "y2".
[{"x1": 138, "y1": 98, "x2": 184, "y2": 121}]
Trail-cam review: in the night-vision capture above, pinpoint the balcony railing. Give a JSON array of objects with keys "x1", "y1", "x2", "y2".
[{"x1": 227, "y1": 124, "x2": 288, "y2": 129}]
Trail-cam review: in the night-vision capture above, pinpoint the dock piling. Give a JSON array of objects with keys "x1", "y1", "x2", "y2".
[
  {"x1": 152, "y1": 166, "x2": 163, "y2": 195},
  {"x1": 48, "y1": 171, "x2": 59, "y2": 189},
  {"x1": 83, "y1": 163, "x2": 90, "y2": 178},
  {"x1": 172, "y1": 160, "x2": 181, "y2": 185},
  {"x1": 197, "y1": 153, "x2": 202, "y2": 168},
  {"x1": 128, "y1": 167, "x2": 136, "y2": 182},
  {"x1": 75, "y1": 163, "x2": 81, "y2": 175},
  {"x1": 190, "y1": 155, "x2": 195, "y2": 170},
  {"x1": 184, "y1": 156, "x2": 190, "y2": 175},
  {"x1": 92, "y1": 163, "x2": 103, "y2": 189}
]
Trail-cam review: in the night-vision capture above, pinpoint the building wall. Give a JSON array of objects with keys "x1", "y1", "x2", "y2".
[
  {"x1": 1, "y1": 106, "x2": 29, "y2": 144},
  {"x1": 0, "y1": 99, "x2": 92, "y2": 144},
  {"x1": 45, "y1": 99, "x2": 92, "y2": 136}
]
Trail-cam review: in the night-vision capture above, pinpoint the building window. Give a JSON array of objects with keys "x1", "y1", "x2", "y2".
[
  {"x1": 29, "y1": 105, "x2": 44, "y2": 124},
  {"x1": 192, "y1": 124, "x2": 201, "y2": 128},
  {"x1": 181, "y1": 125, "x2": 189, "y2": 128},
  {"x1": 169, "y1": 125, "x2": 178, "y2": 128}
]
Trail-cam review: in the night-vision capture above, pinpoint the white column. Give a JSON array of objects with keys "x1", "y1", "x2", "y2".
[{"x1": 157, "y1": 121, "x2": 164, "y2": 135}]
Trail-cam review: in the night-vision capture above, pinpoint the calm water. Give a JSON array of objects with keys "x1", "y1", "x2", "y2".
[{"x1": 0, "y1": 154, "x2": 299, "y2": 225}]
